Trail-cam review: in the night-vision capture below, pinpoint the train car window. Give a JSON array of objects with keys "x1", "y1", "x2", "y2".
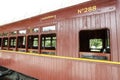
[
  {"x1": 0, "y1": 38, "x2": 1, "y2": 47},
  {"x1": 3, "y1": 38, "x2": 8, "y2": 47},
  {"x1": 2, "y1": 33, "x2": 8, "y2": 36},
  {"x1": 10, "y1": 31, "x2": 17, "y2": 35},
  {"x1": 79, "y1": 29, "x2": 110, "y2": 60},
  {"x1": 28, "y1": 35, "x2": 38, "y2": 49},
  {"x1": 33, "y1": 28, "x2": 39, "y2": 33},
  {"x1": 0, "y1": 34, "x2": 2, "y2": 37},
  {"x1": 19, "y1": 30, "x2": 26, "y2": 34},
  {"x1": 17, "y1": 36, "x2": 26, "y2": 48},
  {"x1": 41, "y1": 33, "x2": 56, "y2": 55},
  {"x1": 33, "y1": 38, "x2": 38, "y2": 47},
  {"x1": 10, "y1": 37, "x2": 16, "y2": 48},
  {"x1": 42, "y1": 25, "x2": 56, "y2": 31},
  {"x1": 89, "y1": 39, "x2": 103, "y2": 52}
]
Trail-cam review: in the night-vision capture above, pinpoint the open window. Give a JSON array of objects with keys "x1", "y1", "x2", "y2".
[
  {"x1": 2, "y1": 38, "x2": 8, "y2": 50},
  {"x1": 9, "y1": 37, "x2": 16, "y2": 50},
  {"x1": 79, "y1": 29, "x2": 110, "y2": 60},
  {"x1": 28, "y1": 35, "x2": 39, "y2": 53},
  {"x1": 17, "y1": 36, "x2": 26, "y2": 52},
  {"x1": 41, "y1": 33, "x2": 56, "y2": 55}
]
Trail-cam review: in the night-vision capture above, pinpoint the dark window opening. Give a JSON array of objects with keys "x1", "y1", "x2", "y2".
[
  {"x1": 17, "y1": 36, "x2": 26, "y2": 48},
  {"x1": 79, "y1": 29, "x2": 110, "y2": 60},
  {"x1": 41, "y1": 34, "x2": 56, "y2": 55},
  {"x1": 0, "y1": 38, "x2": 1, "y2": 47},
  {"x1": 3, "y1": 38, "x2": 8, "y2": 47},
  {"x1": 28, "y1": 35, "x2": 38, "y2": 49},
  {"x1": 10, "y1": 37, "x2": 16, "y2": 48},
  {"x1": 41, "y1": 34, "x2": 56, "y2": 50}
]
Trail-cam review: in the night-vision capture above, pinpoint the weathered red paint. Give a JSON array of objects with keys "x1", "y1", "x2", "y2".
[
  {"x1": 0, "y1": 0, "x2": 120, "y2": 80},
  {"x1": 0, "y1": 51, "x2": 120, "y2": 80}
]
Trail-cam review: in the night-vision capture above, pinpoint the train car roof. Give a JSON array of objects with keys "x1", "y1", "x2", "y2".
[{"x1": 0, "y1": 0, "x2": 116, "y2": 29}]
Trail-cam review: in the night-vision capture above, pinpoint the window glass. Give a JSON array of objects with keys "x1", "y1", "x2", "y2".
[
  {"x1": 52, "y1": 37, "x2": 56, "y2": 47},
  {"x1": 17, "y1": 36, "x2": 26, "y2": 48},
  {"x1": 33, "y1": 28, "x2": 39, "y2": 33},
  {"x1": 10, "y1": 38, "x2": 16, "y2": 47},
  {"x1": 14, "y1": 41, "x2": 16, "y2": 46},
  {"x1": 42, "y1": 25, "x2": 55, "y2": 31},
  {"x1": 33, "y1": 38, "x2": 38, "y2": 47},
  {"x1": 0, "y1": 34, "x2": 2, "y2": 36},
  {"x1": 10, "y1": 31, "x2": 17, "y2": 35},
  {"x1": 89, "y1": 39, "x2": 103, "y2": 52},
  {"x1": 41, "y1": 34, "x2": 56, "y2": 50},
  {"x1": 19, "y1": 30, "x2": 26, "y2": 34},
  {"x1": 45, "y1": 40, "x2": 51, "y2": 47},
  {"x1": 23, "y1": 37, "x2": 26, "y2": 45},
  {"x1": 3, "y1": 38, "x2": 8, "y2": 47},
  {"x1": 42, "y1": 38, "x2": 45, "y2": 47},
  {"x1": 28, "y1": 35, "x2": 38, "y2": 49},
  {"x1": 11, "y1": 39, "x2": 14, "y2": 46},
  {"x1": 3, "y1": 33, "x2": 8, "y2": 36},
  {"x1": 5, "y1": 40, "x2": 8, "y2": 46}
]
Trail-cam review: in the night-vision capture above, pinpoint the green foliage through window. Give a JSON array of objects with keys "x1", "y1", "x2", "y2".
[
  {"x1": 89, "y1": 39, "x2": 102, "y2": 49},
  {"x1": 41, "y1": 34, "x2": 56, "y2": 50}
]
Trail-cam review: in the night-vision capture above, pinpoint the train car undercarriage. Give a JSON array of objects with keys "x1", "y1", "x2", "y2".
[{"x1": 0, "y1": 66, "x2": 38, "y2": 80}]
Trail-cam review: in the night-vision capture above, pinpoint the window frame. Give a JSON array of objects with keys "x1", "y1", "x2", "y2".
[
  {"x1": 79, "y1": 28, "x2": 111, "y2": 60},
  {"x1": 3, "y1": 38, "x2": 8, "y2": 47},
  {"x1": 28, "y1": 35, "x2": 39, "y2": 49},
  {"x1": 42, "y1": 25, "x2": 56, "y2": 32},
  {"x1": 41, "y1": 34, "x2": 56, "y2": 50},
  {"x1": 17, "y1": 36, "x2": 26, "y2": 48},
  {"x1": 41, "y1": 33, "x2": 56, "y2": 55},
  {"x1": 9, "y1": 37, "x2": 16, "y2": 48}
]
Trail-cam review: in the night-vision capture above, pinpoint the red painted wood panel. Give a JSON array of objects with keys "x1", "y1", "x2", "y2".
[
  {"x1": 116, "y1": 0, "x2": 120, "y2": 61},
  {"x1": 56, "y1": 10, "x2": 117, "y2": 60},
  {"x1": 0, "y1": 0, "x2": 118, "y2": 61},
  {"x1": 110, "y1": 11, "x2": 118, "y2": 61},
  {"x1": 0, "y1": 51, "x2": 120, "y2": 80},
  {"x1": 0, "y1": 1, "x2": 120, "y2": 79}
]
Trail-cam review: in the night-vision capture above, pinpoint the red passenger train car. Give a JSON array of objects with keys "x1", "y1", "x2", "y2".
[{"x1": 0, "y1": 0, "x2": 120, "y2": 80}]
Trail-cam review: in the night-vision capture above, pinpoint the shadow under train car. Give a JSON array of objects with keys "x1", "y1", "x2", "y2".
[{"x1": 0, "y1": 66, "x2": 38, "y2": 80}]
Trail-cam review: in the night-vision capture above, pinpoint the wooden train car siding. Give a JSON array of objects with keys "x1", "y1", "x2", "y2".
[
  {"x1": 0, "y1": 1, "x2": 118, "y2": 59},
  {"x1": 112, "y1": 0, "x2": 120, "y2": 62},
  {"x1": 116, "y1": 0, "x2": 120, "y2": 61},
  {"x1": 57, "y1": 11, "x2": 117, "y2": 58},
  {"x1": 0, "y1": 0, "x2": 120, "y2": 79},
  {"x1": 0, "y1": 51, "x2": 120, "y2": 80}
]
